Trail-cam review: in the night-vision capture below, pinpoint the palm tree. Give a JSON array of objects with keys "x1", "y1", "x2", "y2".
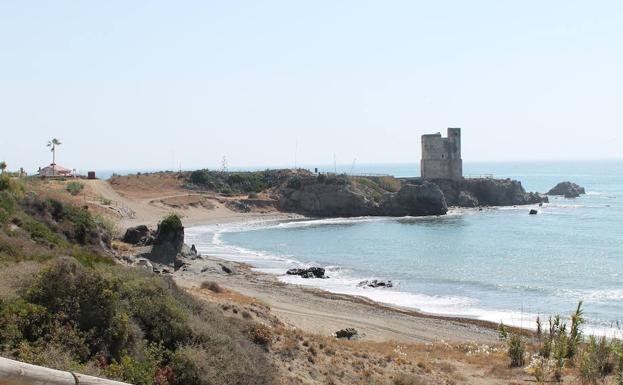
[
  {"x1": 0, "y1": 161, "x2": 6, "y2": 175},
  {"x1": 47, "y1": 138, "x2": 61, "y2": 165}
]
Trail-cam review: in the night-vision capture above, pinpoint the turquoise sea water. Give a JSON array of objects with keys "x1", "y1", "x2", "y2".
[{"x1": 186, "y1": 160, "x2": 623, "y2": 336}]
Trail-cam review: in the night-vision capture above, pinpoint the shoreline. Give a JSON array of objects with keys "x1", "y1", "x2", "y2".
[
  {"x1": 176, "y1": 214, "x2": 536, "y2": 344},
  {"x1": 173, "y1": 250, "x2": 504, "y2": 344},
  {"x1": 184, "y1": 214, "x2": 546, "y2": 334}
]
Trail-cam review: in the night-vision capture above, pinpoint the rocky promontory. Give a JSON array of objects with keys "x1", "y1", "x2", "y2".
[
  {"x1": 275, "y1": 172, "x2": 547, "y2": 217},
  {"x1": 276, "y1": 174, "x2": 448, "y2": 217}
]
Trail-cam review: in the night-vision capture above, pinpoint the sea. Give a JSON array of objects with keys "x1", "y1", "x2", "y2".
[{"x1": 182, "y1": 160, "x2": 623, "y2": 337}]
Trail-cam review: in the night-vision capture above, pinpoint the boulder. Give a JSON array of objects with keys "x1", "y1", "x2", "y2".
[
  {"x1": 147, "y1": 215, "x2": 185, "y2": 266},
  {"x1": 122, "y1": 225, "x2": 154, "y2": 245},
  {"x1": 529, "y1": 209, "x2": 538, "y2": 215},
  {"x1": 335, "y1": 328, "x2": 359, "y2": 340},
  {"x1": 358, "y1": 279, "x2": 393, "y2": 288},
  {"x1": 286, "y1": 267, "x2": 326, "y2": 278},
  {"x1": 547, "y1": 182, "x2": 586, "y2": 198}
]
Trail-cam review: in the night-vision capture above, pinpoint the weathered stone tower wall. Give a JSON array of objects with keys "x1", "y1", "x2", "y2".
[{"x1": 420, "y1": 128, "x2": 462, "y2": 180}]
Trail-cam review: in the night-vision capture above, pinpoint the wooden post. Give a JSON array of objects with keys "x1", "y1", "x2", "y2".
[{"x1": 0, "y1": 356, "x2": 131, "y2": 385}]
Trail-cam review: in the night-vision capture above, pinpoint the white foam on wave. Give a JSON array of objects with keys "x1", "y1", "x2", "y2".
[{"x1": 583, "y1": 289, "x2": 623, "y2": 303}]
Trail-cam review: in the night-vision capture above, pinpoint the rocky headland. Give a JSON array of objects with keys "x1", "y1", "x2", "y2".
[{"x1": 275, "y1": 172, "x2": 547, "y2": 217}]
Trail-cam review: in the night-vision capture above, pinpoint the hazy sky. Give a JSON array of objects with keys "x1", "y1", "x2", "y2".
[{"x1": 1, "y1": 1, "x2": 622, "y2": 172}]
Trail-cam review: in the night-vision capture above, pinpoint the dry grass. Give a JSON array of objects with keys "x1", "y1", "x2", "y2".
[
  {"x1": 200, "y1": 280, "x2": 224, "y2": 293},
  {"x1": 0, "y1": 261, "x2": 43, "y2": 299}
]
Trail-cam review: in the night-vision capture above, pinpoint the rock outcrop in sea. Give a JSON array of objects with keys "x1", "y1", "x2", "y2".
[{"x1": 547, "y1": 181, "x2": 586, "y2": 198}]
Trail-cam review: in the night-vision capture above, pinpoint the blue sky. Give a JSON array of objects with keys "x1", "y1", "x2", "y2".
[{"x1": 1, "y1": 1, "x2": 622, "y2": 172}]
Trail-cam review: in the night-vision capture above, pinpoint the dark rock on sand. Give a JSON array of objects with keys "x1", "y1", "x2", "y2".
[
  {"x1": 547, "y1": 181, "x2": 586, "y2": 198},
  {"x1": 122, "y1": 225, "x2": 154, "y2": 245},
  {"x1": 358, "y1": 279, "x2": 393, "y2": 288},
  {"x1": 335, "y1": 328, "x2": 359, "y2": 340},
  {"x1": 286, "y1": 267, "x2": 326, "y2": 279}
]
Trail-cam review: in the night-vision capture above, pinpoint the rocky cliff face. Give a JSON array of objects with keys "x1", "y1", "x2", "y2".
[
  {"x1": 428, "y1": 178, "x2": 548, "y2": 207},
  {"x1": 276, "y1": 175, "x2": 448, "y2": 217}
]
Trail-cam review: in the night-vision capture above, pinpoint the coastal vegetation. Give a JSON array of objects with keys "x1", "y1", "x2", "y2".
[
  {"x1": 498, "y1": 302, "x2": 623, "y2": 384},
  {"x1": 65, "y1": 181, "x2": 84, "y2": 196},
  {"x1": 188, "y1": 169, "x2": 283, "y2": 194},
  {"x1": 0, "y1": 176, "x2": 275, "y2": 385}
]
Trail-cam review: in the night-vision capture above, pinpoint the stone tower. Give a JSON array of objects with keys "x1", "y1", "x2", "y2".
[{"x1": 420, "y1": 128, "x2": 462, "y2": 180}]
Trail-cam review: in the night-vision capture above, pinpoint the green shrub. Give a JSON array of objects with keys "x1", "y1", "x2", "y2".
[
  {"x1": 159, "y1": 214, "x2": 182, "y2": 234},
  {"x1": 107, "y1": 343, "x2": 169, "y2": 385},
  {"x1": 21, "y1": 216, "x2": 68, "y2": 247},
  {"x1": 25, "y1": 257, "x2": 128, "y2": 358},
  {"x1": 567, "y1": 301, "x2": 584, "y2": 360},
  {"x1": 507, "y1": 334, "x2": 525, "y2": 367},
  {"x1": 0, "y1": 256, "x2": 276, "y2": 385},
  {"x1": 189, "y1": 169, "x2": 216, "y2": 186},
  {"x1": 190, "y1": 169, "x2": 278, "y2": 194},
  {"x1": 65, "y1": 181, "x2": 84, "y2": 196},
  {"x1": 0, "y1": 175, "x2": 24, "y2": 195}
]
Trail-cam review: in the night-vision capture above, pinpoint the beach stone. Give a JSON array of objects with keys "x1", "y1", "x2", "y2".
[
  {"x1": 547, "y1": 181, "x2": 586, "y2": 198},
  {"x1": 286, "y1": 267, "x2": 326, "y2": 278},
  {"x1": 335, "y1": 328, "x2": 359, "y2": 340},
  {"x1": 529, "y1": 209, "x2": 538, "y2": 215},
  {"x1": 358, "y1": 279, "x2": 393, "y2": 288}
]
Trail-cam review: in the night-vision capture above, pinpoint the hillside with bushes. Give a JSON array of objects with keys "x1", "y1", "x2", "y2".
[{"x1": 0, "y1": 175, "x2": 274, "y2": 385}]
